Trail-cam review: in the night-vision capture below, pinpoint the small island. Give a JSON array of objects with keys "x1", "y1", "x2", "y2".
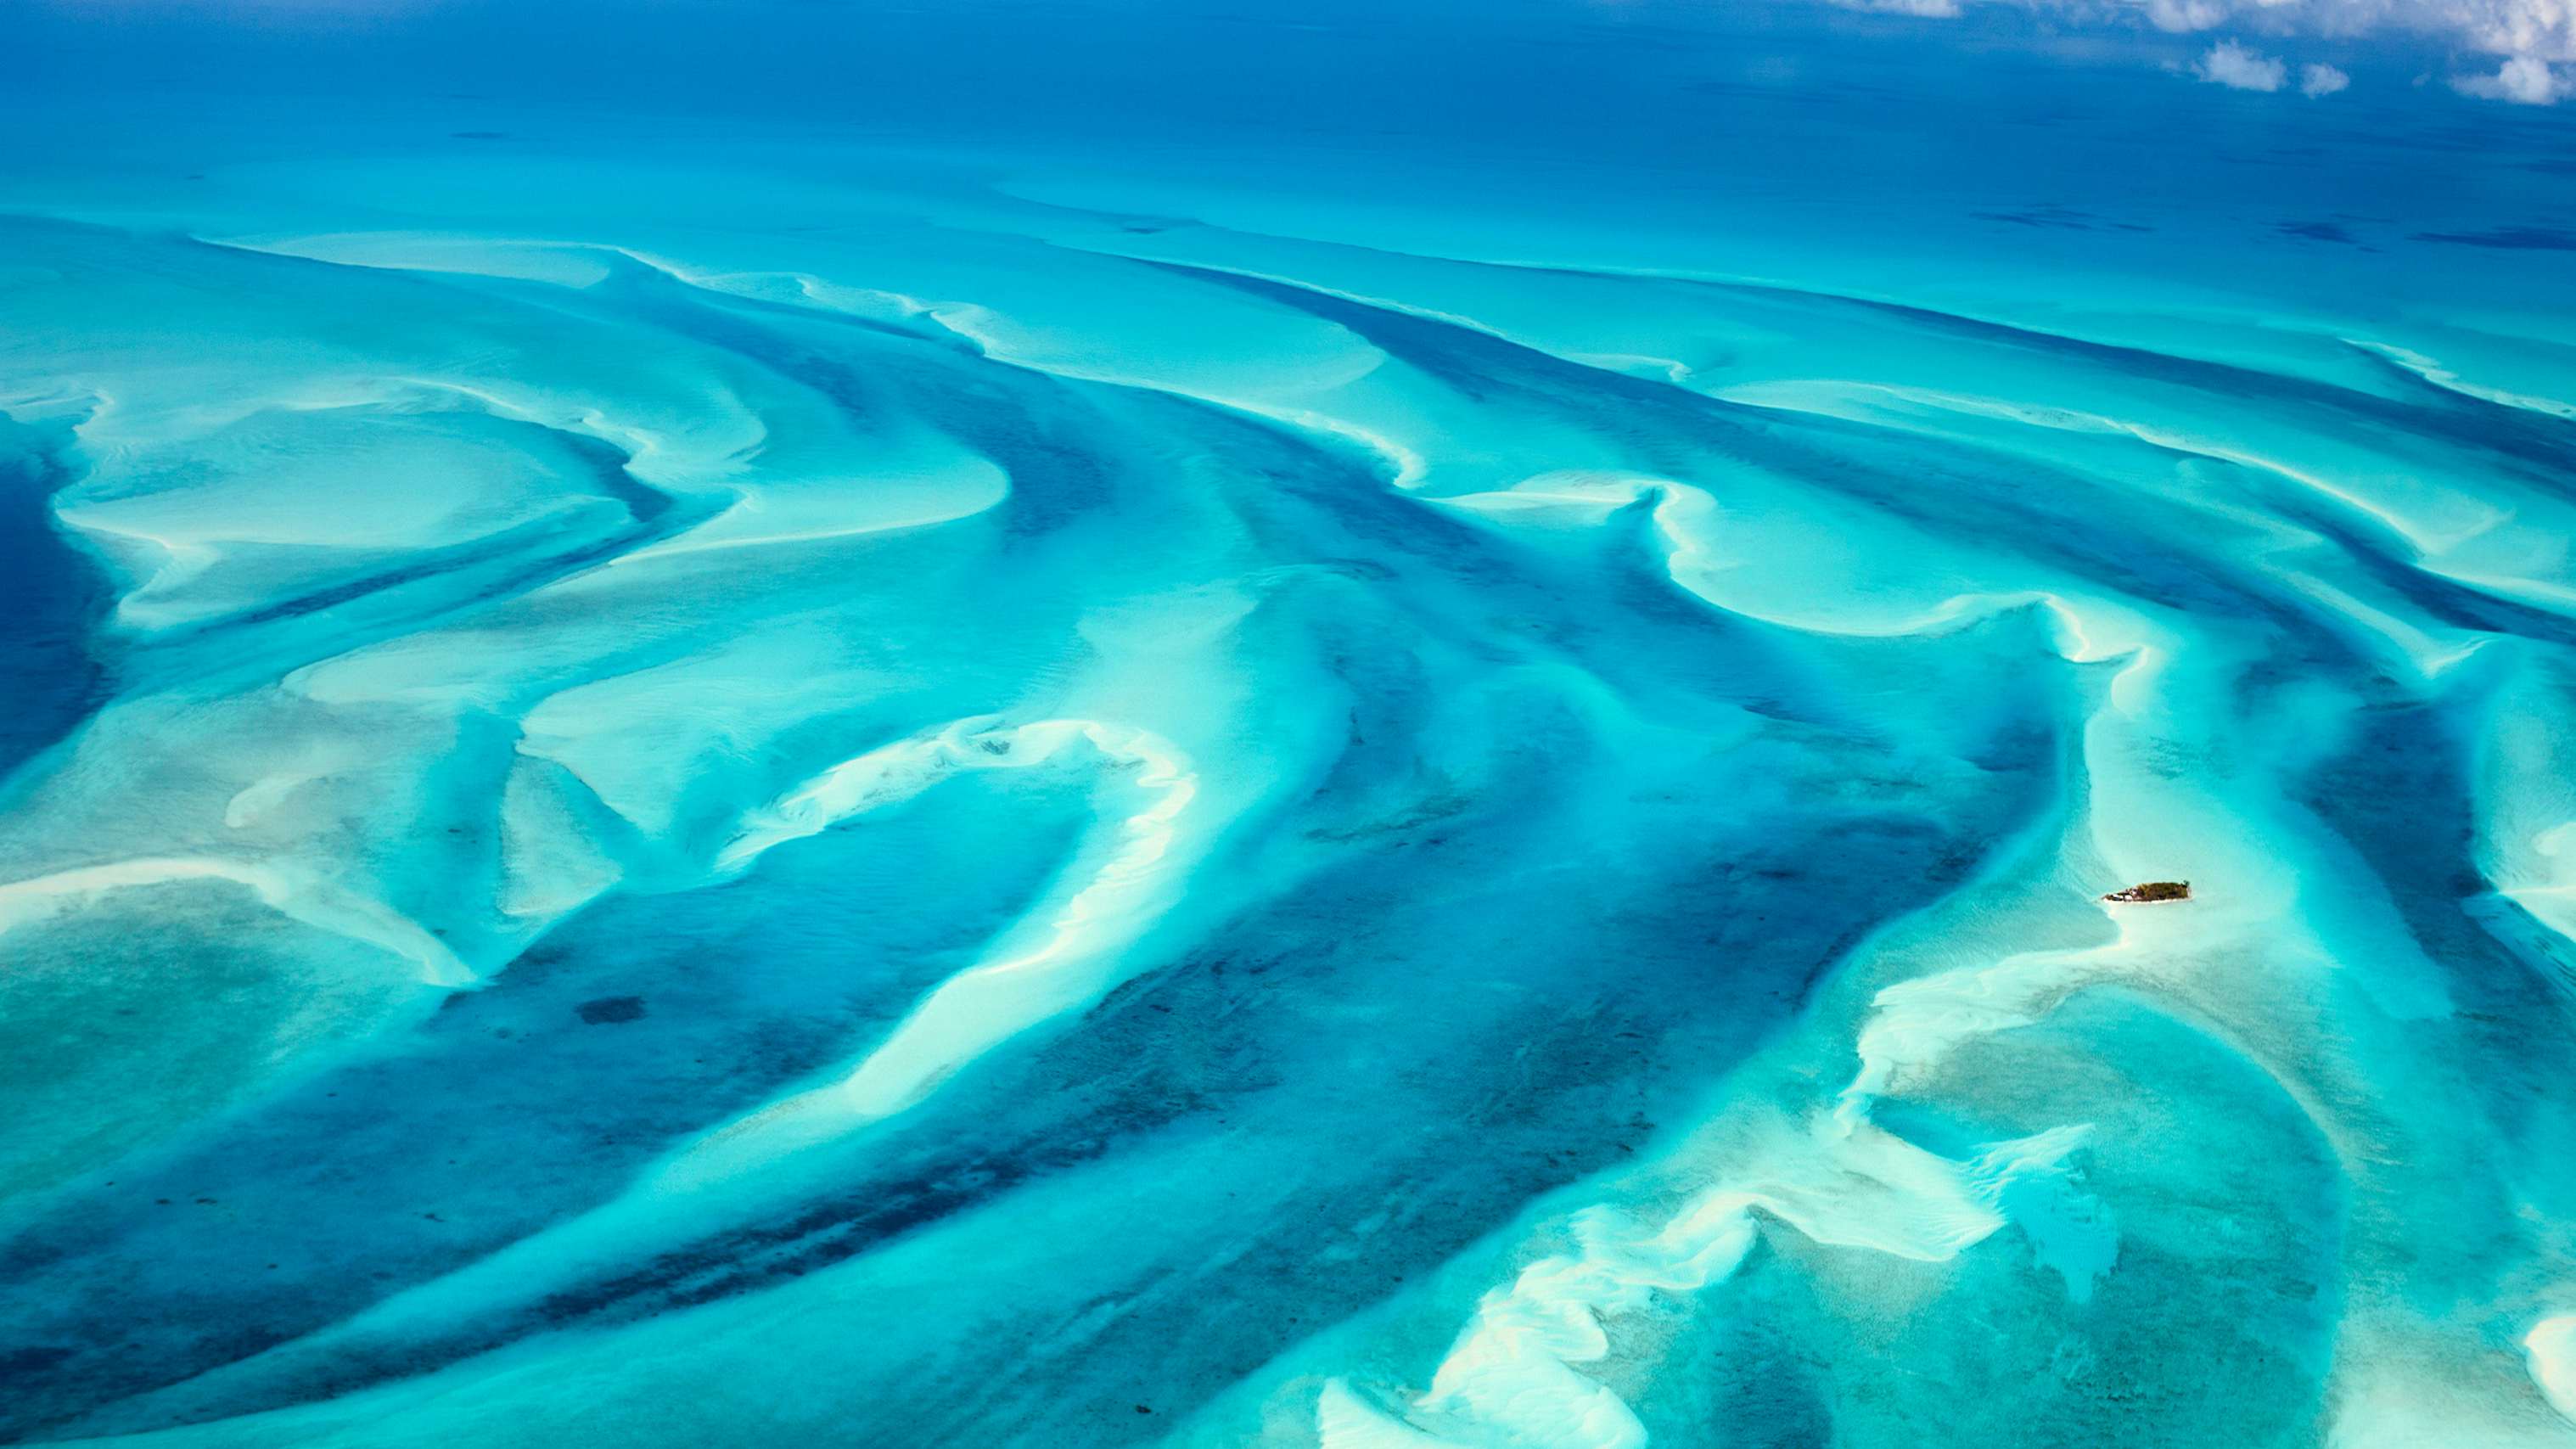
[{"x1": 2103, "y1": 880, "x2": 2191, "y2": 904}]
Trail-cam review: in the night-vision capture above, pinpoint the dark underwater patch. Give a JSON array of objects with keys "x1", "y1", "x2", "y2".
[
  {"x1": 0, "y1": 421, "x2": 110, "y2": 789},
  {"x1": 2409, "y1": 226, "x2": 2576, "y2": 250}
]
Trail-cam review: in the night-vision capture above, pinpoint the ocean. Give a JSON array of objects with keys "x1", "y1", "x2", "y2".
[{"x1": 3, "y1": 2, "x2": 2575, "y2": 1445}]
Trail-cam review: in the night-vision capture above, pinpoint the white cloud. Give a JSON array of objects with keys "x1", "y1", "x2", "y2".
[
  {"x1": 2450, "y1": 52, "x2": 2575, "y2": 99},
  {"x1": 1810, "y1": 0, "x2": 2576, "y2": 104},
  {"x1": 2196, "y1": 37, "x2": 2291, "y2": 86},
  {"x1": 2147, "y1": 0, "x2": 2232, "y2": 31}
]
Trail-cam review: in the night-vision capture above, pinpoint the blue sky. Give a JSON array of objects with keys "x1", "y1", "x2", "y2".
[
  {"x1": 1819, "y1": 0, "x2": 2573, "y2": 103},
  {"x1": 10, "y1": 0, "x2": 2575, "y2": 105}
]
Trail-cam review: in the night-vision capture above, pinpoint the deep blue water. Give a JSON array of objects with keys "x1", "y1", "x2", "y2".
[{"x1": 0, "y1": 420, "x2": 107, "y2": 786}]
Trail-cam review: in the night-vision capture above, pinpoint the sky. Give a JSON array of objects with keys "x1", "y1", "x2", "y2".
[
  {"x1": 8, "y1": 0, "x2": 2575, "y2": 105},
  {"x1": 1828, "y1": 0, "x2": 2573, "y2": 100}
]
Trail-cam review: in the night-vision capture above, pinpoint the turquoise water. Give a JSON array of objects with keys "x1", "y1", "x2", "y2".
[{"x1": 4, "y1": 3, "x2": 2576, "y2": 1446}]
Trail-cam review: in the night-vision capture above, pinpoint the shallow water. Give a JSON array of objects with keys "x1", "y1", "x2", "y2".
[{"x1": 3, "y1": 3, "x2": 2575, "y2": 1446}]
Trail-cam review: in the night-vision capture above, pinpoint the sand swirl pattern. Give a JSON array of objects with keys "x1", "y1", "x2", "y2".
[{"x1": 2, "y1": 99, "x2": 2575, "y2": 1449}]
